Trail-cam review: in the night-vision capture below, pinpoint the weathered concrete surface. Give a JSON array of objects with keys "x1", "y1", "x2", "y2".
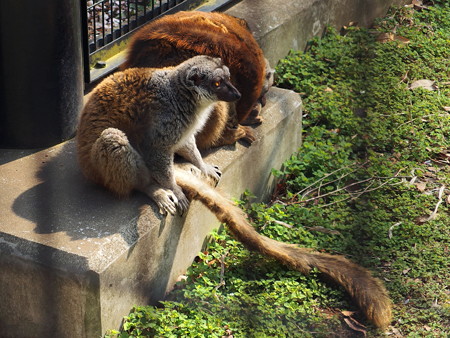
[
  {"x1": 0, "y1": 87, "x2": 301, "y2": 337},
  {"x1": 226, "y1": 0, "x2": 407, "y2": 66}
]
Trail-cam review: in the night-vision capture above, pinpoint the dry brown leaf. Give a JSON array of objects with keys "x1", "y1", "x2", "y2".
[
  {"x1": 402, "y1": 267, "x2": 412, "y2": 275},
  {"x1": 395, "y1": 35, "x2": 411, "y2": 44},
  {"x1": 405, "y1": 0, "x2": 428, "y2": 10},
  {"x1": 412, "y1": 0, "x2": 428, "y2": 10},
  {"x1": 342, "y1": 21, "x2": 358, "y2": 30},
  {"x1": 415, "y1": 182, "x2": 427, "y2": 192},
  {"x1": 416, "y1": 215, "x2": 431, "y2": 224},
  {"x1": 324, "y1": 87, "x2": 333, "y2": 92},
  {"x1": 446, "y1": 195, "x2": 450, "y2": 205},
  {"x1": 341, "y1": 310, "x2": 356, "y2": 317},
  {"x1": 443, "y1": 106, "x2": 450, "y2": 111},
  {"x1": 409, "y1": 79, "x2": 436, "y2": 91},
  {"x1": 424, "y1": 171, "x2": 436, "y2": 178},
  {"x1": 376, "y1": 32, "x2": 410, "y2": 44},
  {"x1": 391, "y1": 327, "x2": 403, "y2": 337},
  {"x1": 377, "y1": 32, "x2": 394, "y2": 43}
]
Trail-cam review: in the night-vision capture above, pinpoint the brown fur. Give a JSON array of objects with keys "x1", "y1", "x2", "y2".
[
  {"x1": 77, "y1": 68, "x2": 156, "y2": 194},
  {"x1": 77, "y1": 56, "x2": 241, "y2": 214},
  {"x1": 175, "y1": 168, "x2": 392, "y2": 328},
  {"x1": 78, "y1": 64, "x2": 391, "y2": 327},
  {"x1": 122, "y1": 11, "x2": 267, "y2": 149}
]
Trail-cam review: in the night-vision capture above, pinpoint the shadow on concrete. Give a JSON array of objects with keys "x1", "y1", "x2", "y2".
[
  {"x1": 6, "y1": 139, "x2": 192, "y2": 335},
  {"x1": 12, "y1": 140, "x2": 146, "y2": 245}
]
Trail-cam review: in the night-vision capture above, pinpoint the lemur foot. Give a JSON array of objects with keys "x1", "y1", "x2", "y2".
[
  {"x1": 146, "y1": 186, "x2": 189, "y2": 215},
  {"x1": 241, "y1": 103, "x2": 264, "y2": 126},
  {"x1": 239, "y1": 125, "x2": 256, "y2": 144},
  {"x1": 202, "y1": 163, "x2": 222, "y2": 182},
  {"x1": 173, "y1": 186, "x2": 190, "y2": 214},
  {"x1": 219, "y1": 125, "x2": 256, "y2": 146}
]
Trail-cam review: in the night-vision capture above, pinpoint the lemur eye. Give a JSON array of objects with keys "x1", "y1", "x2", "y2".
[{"x1": 213, "y1": 79, "x2": 222, "y2": 88}]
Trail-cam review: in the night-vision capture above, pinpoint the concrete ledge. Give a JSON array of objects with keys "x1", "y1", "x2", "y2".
[
  {"x1": 0, "y1": 87, "x2": 302, "y2": 337},
  {"x1": 226, "y1": 0, "x2": 407, "y2": 66}
]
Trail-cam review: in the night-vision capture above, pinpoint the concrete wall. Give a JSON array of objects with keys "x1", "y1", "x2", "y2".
[
  {"x1": 227, "y1": 0, "x2": 407, "y2": 66},
  {"x1": 0, "y1": 88, "x2": 302, "y2": 337}
]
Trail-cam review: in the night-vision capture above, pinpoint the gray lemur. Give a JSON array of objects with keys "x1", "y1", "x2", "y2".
[
  {"x1": 77, "y1": 56, "x2": 392, "y2": 329},
  {"x1": 77, "y1": 55, "x2": 241, "y2": 214}
]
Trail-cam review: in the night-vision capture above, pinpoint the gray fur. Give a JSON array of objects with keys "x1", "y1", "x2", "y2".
[{"x1": 77, "y1": 55, "x2": 241, "y2": 214}]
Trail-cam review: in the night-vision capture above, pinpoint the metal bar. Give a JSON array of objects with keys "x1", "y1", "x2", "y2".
[
  {"x1": 119, "y1": 0, "x2": 122, "y2": 33},
  {"x1": 110, "y1": 0, "x2": 114, "y2": 37},
  {"x1": 101, "y1": 1, "x2": 105, "y2": 46},
  {"x1": 92, "y1": 4, "x2": 97, "y2": 47},
  {"x1": 127, "y1": 0, "x2": 130, "y2": 29},
  {"x1": 80, "y1": 0, "x2": 91, "y2": 83}
]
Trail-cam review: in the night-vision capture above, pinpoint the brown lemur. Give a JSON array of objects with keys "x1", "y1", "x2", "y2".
[
  {"x1": 77, "y1": 56, "x2": 392, "y2": 329},
  {"x1": 121, "y1": 11, "x2": 274, "y2": 149},
  {"x1": 77, "y1": 55, "x2": 241, "y2": 214}
]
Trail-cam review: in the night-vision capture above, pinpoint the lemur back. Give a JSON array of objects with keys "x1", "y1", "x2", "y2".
[{"x1": 121, "y1": 11, "x2": 270, "y2": 149}]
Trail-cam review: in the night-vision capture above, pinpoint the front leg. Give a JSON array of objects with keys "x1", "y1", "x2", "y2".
[
  {"x1": 175, "y1": 135, "x2": 221, "y2": 182},
  {"x1": 141, "y1": 148, "x2": 190, "y2": 214}
]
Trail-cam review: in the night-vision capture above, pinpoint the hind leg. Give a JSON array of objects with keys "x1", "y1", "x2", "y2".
[
  {"x1": 91, "y1": 128, "x2": 184, "y2": 214},
  {"x1": 218, "y1": 124, "x2": 256, "y2": 145},
  {"x1": 241, "y1": 102, "x2": 264, "y2": 125},
  {"x1": 91, "y1": 127, "x2": 143, "y2": 196}
]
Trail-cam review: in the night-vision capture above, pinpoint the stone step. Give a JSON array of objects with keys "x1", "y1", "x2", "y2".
[{"x1": 0, "y1": 87, "x2": 302, "y2": 337}]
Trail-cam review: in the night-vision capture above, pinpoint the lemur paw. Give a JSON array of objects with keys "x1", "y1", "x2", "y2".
[
  {"x1": 149, "y1": 187, "x2": 189, "y2": 216},
  {"x1": 241, "y1": 103, "x2": 263, "y2": 126},
  {"x1": 175, "y1": 192, "x2": 190, "y2": 215},
  {"x1": 155, "y1": 190, "x2": 178, "y2": 215},
  {"x1": 240, "y1": 126, "x2": 256, "y2": 144},
  {"x1": 203, "y1": 164, "x2": 221, "y2": 182}
]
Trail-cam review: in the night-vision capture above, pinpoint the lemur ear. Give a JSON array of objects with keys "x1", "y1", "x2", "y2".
[{"x1": 187, "y1": 67, "x2": 204, "y2": 86}]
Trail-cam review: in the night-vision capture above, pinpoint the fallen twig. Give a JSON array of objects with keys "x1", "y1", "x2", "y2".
[
  {"x1": 290, "y1": 171, "x2": 409, "y2": 206},
  {"x1": 214, "y1": 252, "x2": 227, "y2": 291},
  {"x1": 388, "y1": 222, "x2": 402, "y2": 239},
  {"x1": 421, "y1": 185, "x2": 445, "y2": 223},
  {"x1": 272, "y1": 219, "x2": 294, "y2": 229}
]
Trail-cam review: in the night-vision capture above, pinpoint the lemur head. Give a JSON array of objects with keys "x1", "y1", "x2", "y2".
[
  {"x1": 262, "y1": 58, "x2": 275, "y2": 95},
  {"x1": 259, "y1": 58, "x2": 275, "y2": 107},
  {"x1": 182, "y1": 55, "x2": 241, "y2": 102}
]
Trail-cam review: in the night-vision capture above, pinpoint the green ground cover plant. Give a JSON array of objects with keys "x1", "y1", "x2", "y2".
[{"x1": 107, "y1": 1, "x2": 450, "y2": 336}]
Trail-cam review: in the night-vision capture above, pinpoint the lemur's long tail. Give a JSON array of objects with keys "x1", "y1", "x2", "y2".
[{"x1": 175, "y1": 169, "x2": 392, "y2": 328}]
